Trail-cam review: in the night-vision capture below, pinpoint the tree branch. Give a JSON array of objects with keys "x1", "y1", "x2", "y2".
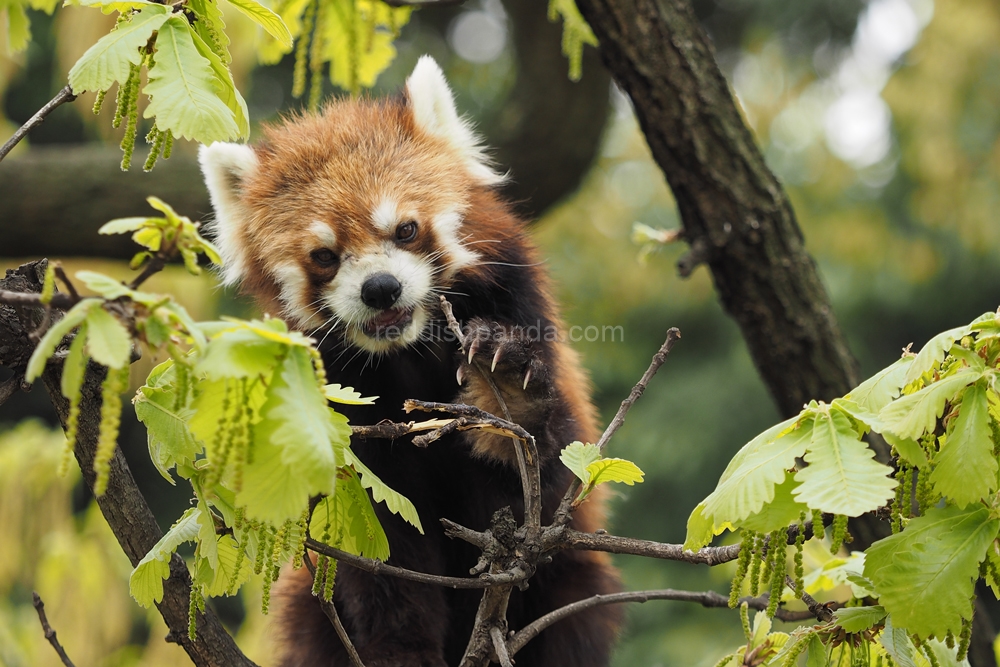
[
  {"x1": 303, "y1": 556, "x2": 366, "y2": 667},
  {"x1": 0, "y1": 289, "x2": 77, "y2": 310},
  {"x1": 507, "y1": 588, "x2": 816, "y2": 657},
  {"x1": 32, "y1": 592, "x2": 76, "y2": 667},
  {"x1": 0, "y1": 85, "x2": 76, "y2": 162},
  {"x1": 304, "y1": 538, "x2": 517, "y2": 589}
]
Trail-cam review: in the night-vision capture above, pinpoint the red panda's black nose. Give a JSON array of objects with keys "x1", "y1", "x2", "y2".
[{"x1": 361, "y1": 273, "x2": 403, "y2": 310}]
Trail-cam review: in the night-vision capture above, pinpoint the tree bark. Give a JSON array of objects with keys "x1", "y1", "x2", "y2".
[
  {"x1": 0, "y1": 261, "x2": 258, "y2": 667},
  {"x1": 574, "y1": 0, "x2": 858, "y2": 418}
]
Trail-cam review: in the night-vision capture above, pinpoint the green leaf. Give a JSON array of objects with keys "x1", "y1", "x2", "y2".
[
  {"x1": 793, "y1": 408, "x2": 896, "y2": 516},
  {"x1": 84, "y1": 306, "x2": 131, "y2": 369},
  {"x1": 98, "y1": 217, "x2": 155, "y2": 235},
  {"x1": 195, "y1": 491, "x2": 219, "y2": 569},
  {"x1": 134, "y1": 361, "x2": 201, "y2": 482},
  {"x1": 883, "y1": 430, "x2": 929, "y2": 468},
  {"x1": 700, "y1": 415, "x2": 810, "y2": 526},
  {"x1": 929, "y1": 382, "x2": 997, "y2": 506},
  {"x1": 847, "y1": 356, "x2": 914, "y2": 417},
  {"x1": 129, "y1": 508, "x2": 201, "y2": 607},
  {"x1": 194, "y1": 326, "x2": 284, "y2": 380},
  {"x1": 879, "y1": 615, "x2": 919, "y2": 667},
  {"x1": 195, "y1": 534, "x2": 250, "y2": 596},
  {"x1": 739, "y1": 474, "x2": 808, "y2": 534},
  {"x1": 7, "y1": 5, "x2": 31, "y2": 53},
  {"x1": 804, "y1": 634, "x2": 826, "y2": 667},
  {"x1": 344, "y1": 448, "x2": 422, "y2": 533},
  {"x1": 834, "y1": 605, "x2": 886, "y2": 633},
  {"x1": 187, "y1": 22, "x2": 249, "y2": 139},
  {"x1": 878, "y1": 371, "x2": 981, "y2": 441},
  {"x1": 559, "y1": 441, "x2": 601, "y2": 484},
  {"x1": 143, "y1": 16, "x2": 239, "y2": 143},
  {"x1": 186, "y1": 0, "x2": 231, "y2": 63},
  {"x1": 68, "y1": 6, "x2": 170, "y2": 93},
  {"x1": 223, "y1": 0, "x2": 292, "y2": 47},
  {"x1": 75, "y1": 270, "x2": 133, "y2": 300},
  {"x1": 69, "y1": 0, "x2": 155, "y2": 13},
  {"x1": 905, "y1": 324, "x2": 975, "y2": 384},
  {"x1": 324, "y1": 384, "x2": 377, "y2": 405},
  {"x1": 682, "y1": 503, "x2": 723, "y2": 551},
  {"x1": 60, "y1": 323, "x2": 89, "y2": 400},
  {"x1": 585, "y1": 458, "x2": 644, "y2": 486},
  {"x1": 310, "y1": 467, "x2": 390, "y2": 561},
  {"x1": 864, "y1": 505, "x2": 999, "y2": 638},
  {"x1": 25, "y1": 298, "x2": 101, "y2": 382},
  {"x1": 925, "y1": 638, "x2": 972, "y2": 667}
]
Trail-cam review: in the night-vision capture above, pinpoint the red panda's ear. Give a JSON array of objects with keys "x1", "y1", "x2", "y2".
[
  {"x1": 405, "y1": 55, "x2": 506, "y2": 186},
  {"x1": 199, "y1": 142, "x2": 258, "y2": 286}
]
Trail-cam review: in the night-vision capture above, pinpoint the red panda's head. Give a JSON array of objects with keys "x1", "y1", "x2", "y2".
[{"x1": 199, "y1": 56, "x2": 506, "y2": 353}]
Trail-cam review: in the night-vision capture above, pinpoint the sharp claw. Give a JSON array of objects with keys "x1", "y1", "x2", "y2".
[
  {"x1": 456, "y1": 365, "x2": 466, "y2": 386},
  {"x1": 491, "y1": 347, "x2": 503, "y2": 372},
  {"x1": 522, "y1": 367, "x2": 532, "y2": 390},
  {"x1": 467, "y1": 337, "x2": 481, "y2": 364}
]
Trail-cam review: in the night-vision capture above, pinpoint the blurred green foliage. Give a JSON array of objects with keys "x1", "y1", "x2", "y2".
[{"x1": 3, "y1": 0, "x2": 1000, "y2": 665}]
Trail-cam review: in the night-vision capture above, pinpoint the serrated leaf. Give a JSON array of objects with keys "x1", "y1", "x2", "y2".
[
  {"x1": 793, "y1": 408, "x2": 896, "y2": 516},
  {"x1": 84, "y1": 306, "x2": 131, "y2": 369},
  {"x1": 559, "y1": 441, "x2": 601, "y2": 484},
  {"x1": 700, "y1": 415, "x2": 811, "y2": 526},
  {"x1": 864, "y1": 505, "x2": 999, "y2": 638},
  {"x1": 878, "y1": 371, "x2": 981, "y2": 441},
  {"x1": 129, "y1": 507, "x2": 201, "y2": 607},
  {"x1": 324, "y1": 384, "x2": 377, "y2": 405},
  {"x1": 925, "y1": 638, "x2": 972, "y2": 667},
  {"x1": 143, "y1": 17, "x2": 239, "y2": 143},
  {"x1": 805, "y1": 634, "x2": 826, "y2": 667},
  {"x1": 224, "y1": 0, "x2": 291, "y2": 47},
  {"x1": 68, "y1": 6, "x2": 170, "y2": 93},
  {"x1": 187, "y1": 0, "x2": 231, "y2": 63},
  {"x1": 75, "y1": 270, "x2": 133, "y2": 300},
  {"x1": 682, "y1": 503, "x2": 717, "y2": 551},
  {"x1": 310, "y1": 467, "x2": 390, "y2": 561},
  {"x1": 880, "y1": 615, "x2": 919, "y2": 667},
  {"x1": 834, "y1": 605, "x2": 886, "y2": 633},
  {"x1": 60, "y1": 323, "x2": 88, "y2": 399},
  {"x1": 883, "y1": 430, "x2": 928, "y2": 468},
  {"x1": 929, "y1": 382, "x2": 996, "y2": 507},
  {"x1": 586, "y1": 458, "x2": 644, "y2": 486},
  {"x1": 739, "y1": 473, "x2": 808, "y2": 533},
  {"x1": 905, "y1": 325, "x2": 975, "y2": 384},
  {"x1": 26, "y1": 299, "x2": 101, "y2": 382},
  {"x1": 344, "y1": 448, "x2": 422, "y2": 533},
  {"x1": 6, "y1": 5, "x2": 31, "y2": 53},
  {"x1": 195, "y1": 534, "x2": 250, "y2": 596},
  {"x1": 98, "y1": 217, "x2": 155, "y2": 235},
  {"x1": 194, "y1": 326, "x2": 284, "y2": 380},
  {"x1": 134, "y1": 360, "x2": 201, "y2": 482},
  {"x1": 848, "y1": 357, "x2": 915, "y2": 417},
  {"x1": 188, "y1": 22, "x2": 249, "y2": 139}
]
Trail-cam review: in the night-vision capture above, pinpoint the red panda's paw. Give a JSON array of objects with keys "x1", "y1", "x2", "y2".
[{"x1": 461, "y1": 318, "x2": 551, "y2": 396}]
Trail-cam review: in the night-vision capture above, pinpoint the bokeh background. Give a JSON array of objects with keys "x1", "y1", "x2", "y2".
[{"x1": 2, "y1": 0, "x2": 1000, "y2": 665}]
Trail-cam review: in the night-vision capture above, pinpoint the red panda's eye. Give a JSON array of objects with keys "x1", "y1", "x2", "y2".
[
  {"x1": 396, "y1": 221, "x2": 418, "y2": 242},
  {"x1": 311, "y1": 248, "x2": 339, "y2": 267}
]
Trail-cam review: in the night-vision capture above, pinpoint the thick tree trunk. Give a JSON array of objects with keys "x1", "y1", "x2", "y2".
[
  {"x1": 0, "y1": 262, "x2": 258, "y2": 667},
  {"x1": 576, "y1": 1, "x2": 996, "y2": 664}
]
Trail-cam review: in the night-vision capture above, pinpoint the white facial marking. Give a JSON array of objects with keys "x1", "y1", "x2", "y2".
[
  {"x1": 371, "y1": 197, "x2": 401, "y2": 233},
  {"x1": 198, "y1": 142, "x2": 259, "y2": 286},
  {"x1": 308, "y1": 220, "x2": 337, "y2": 248},
  {"x1": 272, "y1": 261, "x2": 323, "y2": 329},
  {"x1": 431, "y1": 209, "x2": 480, "y2": 275},
  {"x1": 322, "y1": 246, "x2": 434, "y2": 354}
]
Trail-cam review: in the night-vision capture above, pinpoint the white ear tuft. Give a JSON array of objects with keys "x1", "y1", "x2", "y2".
[
  {"x1": 199, "y1": 142, "x2": 258, "y2": 286},
  {"x1": 406, "y1": 56, "x2": 505, "y2": 186}
]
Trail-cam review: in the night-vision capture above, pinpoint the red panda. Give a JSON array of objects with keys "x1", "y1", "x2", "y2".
[{"x1": 199, "y1": 56, "x2": 622, "y2": 667}]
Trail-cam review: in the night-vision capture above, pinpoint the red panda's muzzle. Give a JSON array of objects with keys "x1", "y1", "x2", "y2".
[{"x1": 361, "y1": 306, "x2": 415, "y2": 340}]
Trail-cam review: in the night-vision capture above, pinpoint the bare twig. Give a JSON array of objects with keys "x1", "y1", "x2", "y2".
[
  {"x1": 786, "y1": 575, "x2": 836, "y2": 623},
  {"x1": 32, "y1": 592, "x2": 76, "y2": 667},
  {"x1": 52, "y1": 264, "x2": 79, "y2": 301},
  {"x1": 304, "y1": 556, "x2": 367, "y2": 667},
  {"x1": 0, "y1": 85, "x2": 77, "y2": 162},
  {"x1": 490, "y1": 626, "x2": 514, "y2": 667},
  {"x1": 551, "y1": 528, "x2": 742, "y2": 565},
  {"x1": 128, "y1": 252, "x2": 170, "y2": 290},
  {"x1": 305, "y1": 538, "x2": 520, "y2": 589},
  {"x1": 553, "y1": 328, "x2": 681, "y2": 526},
  {"x1": 0, "y1": 289, "x2": 77, "y2": 310}
]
